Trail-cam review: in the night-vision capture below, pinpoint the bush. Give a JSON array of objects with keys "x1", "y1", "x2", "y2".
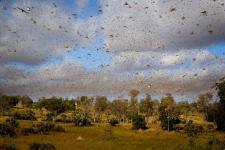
[
  {"x1": 0, "y1": 123, "x2": 17, "y2": 137},
  {"x1": 179, "y1": 138, "x2": 207, "y2": 150},
  {"x1": 52, "y1": 125, "x2": 65, "y2": 132},
  {"x1": 45, "y1": 113, "x2": 55, "y2": 121},
  {"x1": 73, "y1": 113, "x2": 91, "y2": 127},
  {"x1": 6, "y1": 118, "x2": 19, "y2": 128},
  {"x1": 21, "y1": 123, "x2": 65, "y2": 135},
  {"x1": 29, "y1": 143, "x2": 56, "y2": 150},
  {"x1": 55, "y1": 114, "x2": 73, "y2": 123},
  {"x1": 184, "y1": 120, "x2": 204, "y2": 137},
  {"x1": 179, "y1": 138, "x2": 225, "y2": 150},
  {"x1": 131, "y1": 114, "x2": 147, "y2": 130},
  {"x1": 208, "y1": 137, "x2": 225, "y2": 149},
  {"x1": 0, "y1": 143, "x2": 17, "y2": 150},
  {"x1": 109, "y1": 118, "x2": 119, "y2": 126},
  {"x1": 13, "y1": 110, "x2": 36, "y2": 121},
  {"x1": 21, "y1": 127, "x2": 36, "y2": 136}
]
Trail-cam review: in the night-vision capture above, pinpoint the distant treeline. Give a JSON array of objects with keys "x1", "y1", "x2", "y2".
[{"x1": 0, "y1": 77, "x2": 225, "y2": 132}]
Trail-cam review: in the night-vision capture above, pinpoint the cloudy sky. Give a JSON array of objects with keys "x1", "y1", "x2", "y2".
[{"x1": 1, "y1": 0, "x2": 225, "y2": 100}]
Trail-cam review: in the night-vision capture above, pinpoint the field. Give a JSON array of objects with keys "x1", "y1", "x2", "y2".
[{"x1": 0, "y1": 119, "x2": 224, "y2": 150}]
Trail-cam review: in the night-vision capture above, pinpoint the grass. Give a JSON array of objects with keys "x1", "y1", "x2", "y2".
[{"x1": 0, "y1": 120, "x2": 224, "y2": 150}]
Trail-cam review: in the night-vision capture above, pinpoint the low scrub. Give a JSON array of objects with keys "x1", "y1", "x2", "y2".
[
  {"x1": 6, "y1": 118, "x2": 19, "y2": 128},
  {"x1": 184, "y1": 120, "x2": 204, "y2": 137},
  {"x1": 179, "y1": 138, "x2": 225, "y2": 150},
  {"x1": 109, "y1": 118, "x2": 119, "y2": 126},
  {"x1": 131, "y1": 114, "x2": 148, "y2": 130},
  {"x1": 0, "y1": 143, "x2": 17, "y2": 150},
  {"x1": 21, "y1": 122, "x2": 65, "y2": 136},
  {"x1": 13, "y1": 110, "x2": 36, "y2": 121},
  {"x1": 55, "y1": 114, "x2": 73, "y2": 123},
  {"x1": 29, "y1": 143, "x2": 56, "y2": 150},
  {"x1": 0, "y1": 118, "x2": 18, "y2": 137},
  {"x1": 0, "y1": 123, "x2": 17, "y2": 137},
  {"x1": 73, "y1": 113, "x2": 91, "y2": 127}
]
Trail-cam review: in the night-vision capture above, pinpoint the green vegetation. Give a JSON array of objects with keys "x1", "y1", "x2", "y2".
[
  {"x1": 131, "y1": 114, "x2": 147, "y2": 130},
  {"x1": 29, "y1": 143, "x2": 56, "y2": 150},
  {"x1": 0, "y1": 78, "x2": 225, "y2": 149}
]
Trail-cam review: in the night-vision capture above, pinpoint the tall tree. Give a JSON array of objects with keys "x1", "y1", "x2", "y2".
[
  {"x1": 128, "y1": 89, "x2": 139, "y2": 117},
  {"x1": 196, "y1": 92, "x2": 213, "y2": 120},
  {"x1": 0, "y1": 95, "x2": 19, "y2": 115},
  {"x1": 110, "y1": 99, "x2": 128, "y2": 123},
  {"x1": 158, "y1": 93, "x2": 180, "y2": 131},
  {"x1": 139, "y1": 94, "x2": 153, "y2": 120},
  {"x1": 214, "y1": 77, "x2": 225, "y2": 130},
  {"x1": 94, "y1": 96, "x2": 108, "y2": 122}
]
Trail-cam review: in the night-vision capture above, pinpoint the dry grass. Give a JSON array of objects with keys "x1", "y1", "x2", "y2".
[
  {"x1": 0, "y1": 119, "x2": 224, "y2": 150},
  {"x1": 0, "y1": 111, "x2": 224, "y2": 150}
]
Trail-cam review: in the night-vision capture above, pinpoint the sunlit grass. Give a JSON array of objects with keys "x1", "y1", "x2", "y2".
[{"x1": 0, "y1": 119, "x2": 224, "y2": 150}]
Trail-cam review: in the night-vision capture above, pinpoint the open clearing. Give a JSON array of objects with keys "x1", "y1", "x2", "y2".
[{"x1": 0, "y1": 120, "x2": 224, "y2": 150}]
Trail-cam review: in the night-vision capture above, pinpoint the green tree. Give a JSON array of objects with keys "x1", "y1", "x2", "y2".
[
  {"x1": 20, "y1": 96, "x2": 33, "y2": 107},
  {"x1": 0, "y1": 95, "x2": 19, "y2": 115},
  {"x1": 94, "y1": 96, "x2": 108, "y2": 122},
  {"x1": 110, "y1": 99, "x2": 128, "y2": 123},
  {"x1": 177, "y1": 101, "x2": 191, "y2": 120},
  {"x1": 131, "y1": 114, "x2": 147, "y2": 130},
  {"x1": 139, "y1": 94, "x2": 153, "y2": 124},
  {"x1": 158, "y1": 93, "x2": 180, "y2": 131},
  {"x1": 37, "y1": 97, "x2": 68, "y2": 117},
  {"x1": 214, "y1": 77, "x2": 225, "y2": 130},
  {"x1": 196, "y1": 92, "x2": 213, "y2": 120},
  {"x1": 128, "y1": 89, "x2": 139, "y2": 117}
]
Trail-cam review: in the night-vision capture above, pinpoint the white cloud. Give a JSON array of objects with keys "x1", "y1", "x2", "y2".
[
  {"x1": 1, "y1": 0, "x2": 225, "y2": 99},
  {"x1": 0, "y1": 0, "x2": 98, "y2": 64}
]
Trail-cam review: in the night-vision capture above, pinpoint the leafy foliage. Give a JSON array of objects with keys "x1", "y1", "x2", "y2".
[
  {"x1": 110, "y1": 99, "x2": 128, "y2": 122},
  {"x1": 139, "y1": 94, "x2": 153, "y2": 118},
  {"x1": 73, "y1": 112, "x2": 91, "y2": 127},
  {"x1": 6, "y1": 118, "x2": 19, "y2": 128},
  {"x1": 109, "y1": 118, "x2": 119, "y2": 126},
  {"x1": 21, "y1": 122, "x2": 65, "y2": 136},
  {"x1": 29, "y1": 143, "x2": 56, "y2": 150},
  {"x1": 0, "y1": 95, "x2": 19, "y2": 114},
  {"x1": 131, "y1": 114, "x2": 147, "y2": 130},
  {"x1": 0, "y1": 123, "x2": 17, "y2": 137},
  {"x1": 184, "y1": 120, "x2": 204, "y2": 137},
  {"x1": 37, "y1": 97, "x2": 68, "y2": 114},
  {"x1": 214, "y1": 78, "x2": 225, "y2": 130},
  {"x1": 0, "y1": 143, "x2": 17, "y2": 150},
  {"x1": 13, "y1": 110, "x2": 36, "y2": 120},
  {"x1": 159, "y1": 94, "x2": 181, "y2": 131}
]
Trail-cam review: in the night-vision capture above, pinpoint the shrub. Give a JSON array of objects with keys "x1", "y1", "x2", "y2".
[
  {"x1": 179, "y1": 138, "x2": 225, "y2": 150},
  {"x1": 73, "y1": 113, "x2": 91, "y2": 127},
  {"x1": 208, "y1": 137, "x2": 225, "y2": 149},
  {"x1": 0, "y1": 123, "x2": 16, "y2": 137},
  {"x1": 179, "y1": 138, "x2": 207, "y2": 150},
  {"x1": 131, "y1": 114, "x2": 147, "y2": 130},
  {"x1": 52, "y1": 125, "x2": 65, "y2": 132},
  {"x1": 109, "y1": 118, "x2": 119, "y2": 126},
  {"x1": 6, "y1": 118, "x2": 19, "y2": 128},
  {"x1": 21, "y1": 127, "x2": 36, "y2": 136},
  {"x1": 13, "y1": 110, "x2": 36, "y2": 121},
  {"x1": 207, "y1": 124, "x2": 215, "y2": 131},
  {"x1": 45, "y1": 113, "x2": 55, "y2": 121},
  {"x1": 21, "y1": 123, "x2": 65, "y2": 135},
  {"x1": 55, "y1": 114, "x2": 73, "y2": 123},
  {"x1": 29, "y1": 143, "x2": 56, "y2": 150},
  {"x1": 184, "y1": 120, "x2": 204, "y2": 137},
  {"x1": 0, "y1": 143, "x2": 17, "y2": 150},
  {"x1": 33, "y1": 123, "x2": 55, "y2": 133}
]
